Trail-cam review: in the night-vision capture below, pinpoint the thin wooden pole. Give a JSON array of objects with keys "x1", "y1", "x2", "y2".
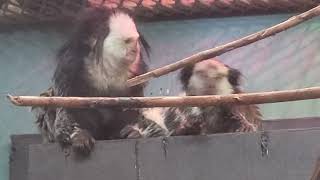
[
  {"x1": 310, "y1": 157, "x2": 320, "y2": 180},
  {"x1": 127, "y1": 5, "x2": 320, "y2": 87},
  {"x1": 7, "y1": 87, "x2": 320, "y2": 108}
]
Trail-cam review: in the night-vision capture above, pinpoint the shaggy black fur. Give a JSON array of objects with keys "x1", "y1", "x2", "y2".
[{"x1": 32, "y1": 7, "x2": 151, "y2": 156}]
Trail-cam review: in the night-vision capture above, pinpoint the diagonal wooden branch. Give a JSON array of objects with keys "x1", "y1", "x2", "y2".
[
  {"x1": 7, "y1": 87, "x2": 320, "y2": 108},
  {"x1": 127, "y1": 5, "x2": 320, "y2": 87},
  {"x1": 310, "y1": 157, "x2": 320, "y2": 180}
]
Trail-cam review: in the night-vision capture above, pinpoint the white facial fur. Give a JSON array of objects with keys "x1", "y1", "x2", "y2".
[
  {"x1": 85, "y1": 11, "x2": 140, "y2": 93},
  {"x1": 103, "y1": 11, "x2": 140, "y2": 69},
  {"x1": 187, "y1": 60, "x2": 234, "y2": 95},
  {"x1": 142, "y1": 108, "x2": 169, "y2": 132}
]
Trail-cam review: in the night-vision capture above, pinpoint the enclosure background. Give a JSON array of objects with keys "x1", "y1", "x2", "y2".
[{"x1": 1, "y1": 14, "x2": 320, "y2": 179}]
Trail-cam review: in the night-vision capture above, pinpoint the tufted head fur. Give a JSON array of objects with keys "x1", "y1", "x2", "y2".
[
  {"x1": 53, "y1": 7, "x2": 150, "y2": 96},
  {"x1": 180, "y1": 58, "x2": 242, "y2": 96}
]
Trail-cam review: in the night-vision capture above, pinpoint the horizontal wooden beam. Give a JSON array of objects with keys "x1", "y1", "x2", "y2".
[{"x1": 7, "y1": 87, "x2": 320, "y2": 108}]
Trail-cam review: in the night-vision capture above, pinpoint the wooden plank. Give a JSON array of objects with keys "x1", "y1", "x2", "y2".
[
  {"x1": 137, "y1": 129, "x2": 320, "y2": 180},
  {"x1": 28, "y1": 140, "x2": 138, "y2": 180},
  {"x1": 9, "y1": 134, "x2": 42, "y2": 180},
  {"x1": 24, "y1": 128, "x2": 320, "y2": 180},
  {"x1": 10, "y1": 118, "x2": 320, "y2": 180}
]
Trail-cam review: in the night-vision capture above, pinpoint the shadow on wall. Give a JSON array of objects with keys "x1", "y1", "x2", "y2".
[{"x1": 1, "y1": 13, "x2": 320, "y2": 180}]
